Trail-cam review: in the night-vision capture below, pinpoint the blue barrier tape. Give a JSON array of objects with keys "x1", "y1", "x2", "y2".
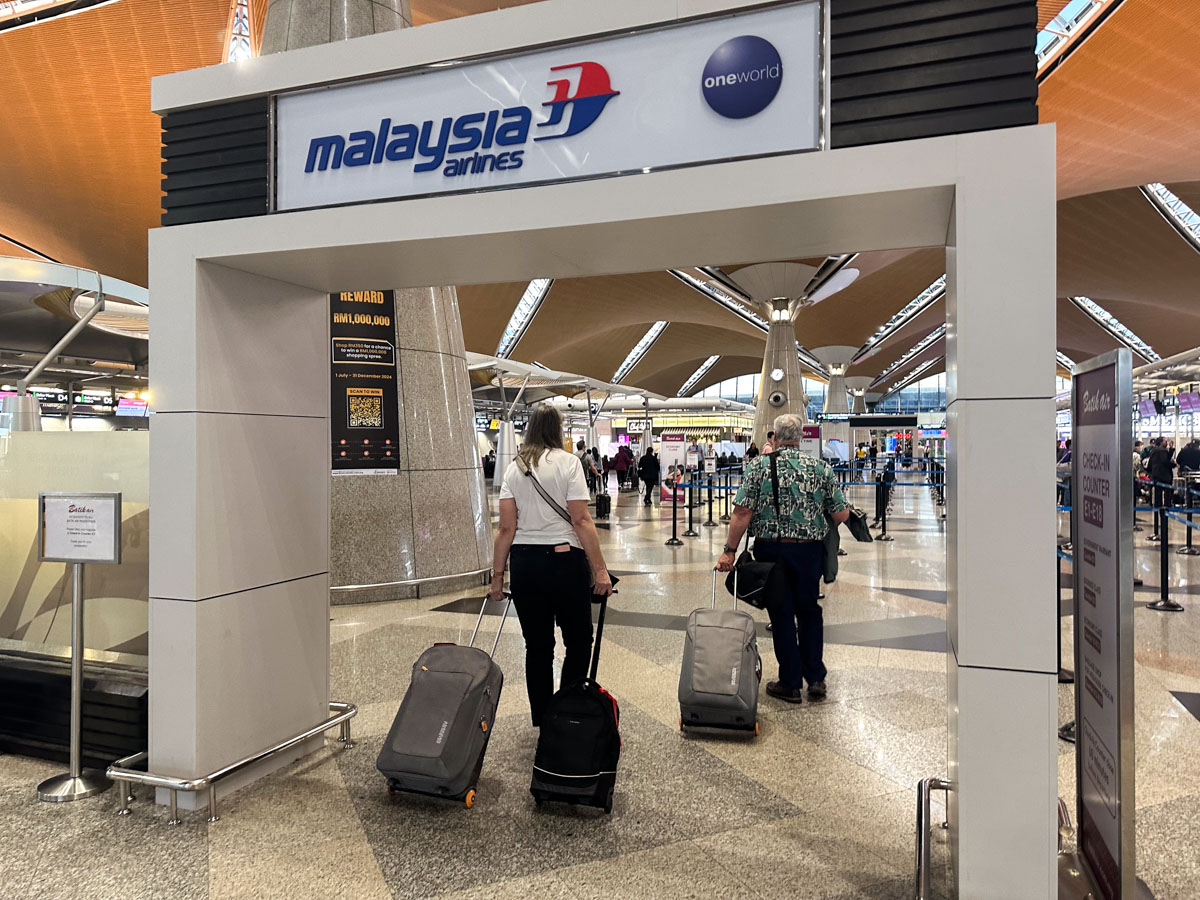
[
  {"x1": 1057, "y1": 548, "x2": 1073, "y2": 562},
  {"x1": 1166, "y1": 511, "x2": 1200, "y2": 531}
]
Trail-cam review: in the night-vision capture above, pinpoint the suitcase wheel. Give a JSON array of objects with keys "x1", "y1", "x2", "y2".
[
  {"x1": 754, "y1": 721, "x2": 760, "y2": 737},
  {"x1": 679, "y1": 716, "x2": 684, "y2": 732},
  {"x1": 464, "y1": 789, "x2": 476, "y2": 809},
  {"x1": 603, "y1": 792, "x2": 614, "y2": 815}
]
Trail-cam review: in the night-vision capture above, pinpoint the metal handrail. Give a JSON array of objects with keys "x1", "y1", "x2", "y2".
[
  {"x1": 106, "y1": 700, "x2": 357, "y2": 825},
  {"x1": 330, "y1": 567, "x2": 491, "y2": 593},
  {"x1": 915, "y1": 776, "x2": 952, "y2": 900}
]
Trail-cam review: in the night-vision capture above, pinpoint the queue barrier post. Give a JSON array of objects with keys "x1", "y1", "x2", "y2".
[
  {"x1": 703, "y1": 474, "x2": 717, "y2": 527},
  {"x1": 1180, "y1": 483, "x2": 1200, "y2": 555},
  {"x1": 877, "y1": 472, "x2": 894, "y2": 542},
  {"x1": 1148, "y1": 504, "x2": 1185, "y2": 612},
  {"x1": 720, "y1": 469, "x2": 731, "y2": 523},
  {"x1": 682, "y1": 480, "x2": 699, "y2": 538},
  {"x1": 665, "y1": 479, "x2": 683, "y2": 546}
]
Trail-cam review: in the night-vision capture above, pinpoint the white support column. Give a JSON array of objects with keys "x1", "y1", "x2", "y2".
[
  {"x1": 945, "y1": 126, "x2": 1058, "y2": 898},
  {"x1": 148, "y1": 250, "x2": 331, "y2": 807}
]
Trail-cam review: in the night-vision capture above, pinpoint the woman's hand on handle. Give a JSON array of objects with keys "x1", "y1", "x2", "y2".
[
  {"x1": 487, "y1": 573, "x2": 506, "y2": 604},
  {"x1": 592, "y1": 567, "x2": 613, "y2": 597}
]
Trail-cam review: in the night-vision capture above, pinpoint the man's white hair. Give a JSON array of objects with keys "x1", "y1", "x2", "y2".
[{"x1": 773, "y1": 413, "x2": 805, "y2": 444}]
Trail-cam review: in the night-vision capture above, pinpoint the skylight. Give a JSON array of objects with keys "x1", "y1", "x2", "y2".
[
  {"x1": 1037, "y1": 0, "x2": 1103, "y2": 70},
  {"x1": 1056, "y1": 351, "x2": 1076, "y2": 371},
  {"x1": 680, "y1": 355, "x2": 720, "y2": 396},
  {"x1": 1068, "y1": 296, "x2": 1159, "y2": 363},
  {"x1": 495, "y1": 278, "x2": 553, "y2": 359},
  {"x1": 667, "y1": 270, "x2": 768, "y2": 331},
  {"x1": 227, "y1": 0, "x2": 252, "y2": 62},
  {"x1": 882, "y1": 356, "x2": 942, "y2": 398},
  {"x1": 1142, "y1": 183, "x2": 1200, "y2": 252},
  {"x1": 853, "y1": 275, "x2": 945, "y2": 364},
  {"x1": 871, "y1": 325, "x2": 946, "y2": 388},
  {"x1": 613, "y1": 322, "x2": 668, "y2": 383}
]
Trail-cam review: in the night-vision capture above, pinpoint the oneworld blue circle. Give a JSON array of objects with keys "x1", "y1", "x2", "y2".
[{"x1": 701, "y1": 35, "x2": 783, "y2": 119}]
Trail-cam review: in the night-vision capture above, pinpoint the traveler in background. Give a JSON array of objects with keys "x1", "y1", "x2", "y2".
[
  {"x1": 638, "y1": 448, "x2": 660, "y2": 507},
  {"x1": 762, "y1": 430, "x2": 776, "y2": 454},
  {"x1": 490, "y1": 405, "x2": 612, "y2": 727},
  {"x1": 1058, "y1": 439, "x2": 1072, "y2": 464},
  {"x1": 1177, "y1": 439, "x2": 1200, "y2": 473},
  {"x1": 614, "y1": 444, "x2": 630, "y2": 490},
  {"x1": 746, "y1": 442, "x2": 760, "y2": 460},
  {"x1": 1141, "y1": 439, "x2": 1154, "y2": 463},
  {"x1": 868, "y1": 441, "x2": 878, "y2": 473},
  {"x1": 716, "y1": 413, "x2": 850, "y2": 703},
  {"x1": 1147, "y1": 437, "x2": 1177, "y2": 515},
  {"x1": 575, "y1": 440, "x2": 598, "y2": 493},
  {"x1": 1133, "y1": 440, "x2": 1144, "y2": 472}
]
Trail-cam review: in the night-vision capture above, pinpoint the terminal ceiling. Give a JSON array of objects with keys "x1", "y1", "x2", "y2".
[{"x1": 0, "y1": 0, "x2": 1198, "y2": 394}]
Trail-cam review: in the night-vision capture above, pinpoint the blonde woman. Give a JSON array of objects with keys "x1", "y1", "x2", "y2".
[{"x1": 489, "y1": 405, "x2": 612, "y2": 727}]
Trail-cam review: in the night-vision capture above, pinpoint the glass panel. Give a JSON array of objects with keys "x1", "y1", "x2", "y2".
[{"x1": 0, "y1": 432, "x2": 149, "y2": 666}]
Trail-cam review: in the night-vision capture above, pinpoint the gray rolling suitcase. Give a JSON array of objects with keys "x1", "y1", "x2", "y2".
[
  {"x1": 376, "y1": 594, "x2": 512, "y2": 808},
  {"x1": 678, "y1": 569, "x2": 761, "y2": 735}
]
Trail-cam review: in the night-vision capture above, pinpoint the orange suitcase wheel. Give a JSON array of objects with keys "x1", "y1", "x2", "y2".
[{"x1": 464, "y1": 789, "x2": 476, "y2": 809}]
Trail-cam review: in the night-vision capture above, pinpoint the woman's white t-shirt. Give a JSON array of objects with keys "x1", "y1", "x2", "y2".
[{"x1": 498, "y1": 448, "x2": 590, "y2": 548}]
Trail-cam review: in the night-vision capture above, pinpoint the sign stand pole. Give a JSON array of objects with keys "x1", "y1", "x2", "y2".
[
  {"x1": 720, "y1": 469, "x2": 732, "y2": 523},
  {"x1": 703, "y1": 475, "x2": 717, "y2": 527},
  {"x1": 683, "y1": 482, "x2": 699, "y2": 538},
  {"x1": 37, "y1": 562, "x2": 112, "y2": 802}
]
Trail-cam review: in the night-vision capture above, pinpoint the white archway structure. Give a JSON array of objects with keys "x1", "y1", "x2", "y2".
[{"x1": 149, "y1": 3, "x2": 1057, "y2": 896}]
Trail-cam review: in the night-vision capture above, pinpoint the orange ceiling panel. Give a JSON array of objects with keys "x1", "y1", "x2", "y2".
[
  {"x1": 1040, "y1": 0, "x2": 1200, "y2": 200},
  {"x1": 0, "y1": 0, "x2": 231, "y2": 286}
]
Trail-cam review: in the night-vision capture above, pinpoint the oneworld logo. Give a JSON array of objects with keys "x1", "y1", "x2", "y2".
[
  {"x1": 304, "y1": 61, "x2": 619, "y2": 180},
  {"x1": 701, "y1": 35, "x2": 782, "y2": 119}
]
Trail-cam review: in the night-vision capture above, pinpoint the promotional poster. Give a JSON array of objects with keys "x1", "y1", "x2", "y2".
[{"x1": 330, "y1": 290, "x2": 400, "y2": 475}]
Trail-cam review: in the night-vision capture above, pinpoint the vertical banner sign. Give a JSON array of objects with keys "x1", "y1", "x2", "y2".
[
  {"x1": 660, "y1": 433, "x2": 687, "y2": 471},
  {"x1": 798, "y1": 424, "x2": 821, "y2": 459},
  {"x1": 1071, "y1": 349, "x2": 1134, "y2": 899},
  {"x1": 330, "y1": 290, "x2": 400, "y2": 475}
]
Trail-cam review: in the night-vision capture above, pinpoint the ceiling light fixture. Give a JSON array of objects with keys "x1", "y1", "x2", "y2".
[
  {"x1": 1057, "y1": 351, "x2": 1076, "y2": 371},
  {"x1": 495, "y1": 278, "x2": 553, "y2": 359},
  {"x1": 613, "y1": 322, "x2": 667, "y2": 384},
  {"x1": 853, "y1": 275, "x2": 946, "y2": 364},
  {"x1": 679, "y1": 355, "x2": 720, "y2": 395},
  {"x1": 871, "y1": 325, "x2": 946, "y2": 389},
  {"x1": 1068, "y1": 296, "x2": 1159, "y2": 363}
]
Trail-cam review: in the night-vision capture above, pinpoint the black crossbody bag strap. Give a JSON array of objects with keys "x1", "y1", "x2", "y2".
[
  {"x1": 516, "y1": 455, "x2": 573, "y2": 525},
  {"x1": 769, "y1": 451, "x2": 781, "y2": 516}
]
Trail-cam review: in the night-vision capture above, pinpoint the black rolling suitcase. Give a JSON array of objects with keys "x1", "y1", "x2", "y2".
[
  {"x1": 376, "y1": 594, "x2": 512, "y2": 809},
  {"x1": 529, "y1": 593, "x2": 620, "y2": 813},
  {"x1": 595, "y1": 483, "x2": 611, "y2": 519}
]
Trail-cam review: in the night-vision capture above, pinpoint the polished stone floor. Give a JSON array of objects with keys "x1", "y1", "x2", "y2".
[{"x1": 3, "y1": 471, "x2": 1200, "y2": 899}]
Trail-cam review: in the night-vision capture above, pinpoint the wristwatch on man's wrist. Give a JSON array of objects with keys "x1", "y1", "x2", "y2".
[{"x1": 722, "y1": 545, "x2": 737, "y2": 554}]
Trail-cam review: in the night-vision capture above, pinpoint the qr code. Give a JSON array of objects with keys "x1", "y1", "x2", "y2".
[{"x1": 348, "y1": 394, "x2": 383, "y2": 428}]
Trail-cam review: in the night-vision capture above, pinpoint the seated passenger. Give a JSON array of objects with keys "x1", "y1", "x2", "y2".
[{"x1": 717, "y1": 413, "x2": 850, "y2": 703}]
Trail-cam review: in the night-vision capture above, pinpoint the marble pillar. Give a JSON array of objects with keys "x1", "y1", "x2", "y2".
[
  {"x1": 261, "y1": 2, "x2": 490, "y2": 602},
  {"x1": 261, "y1": 0, "x2": 411, "y2": 54},
  {"x1": 811, "y1": 346, "x2": 856, "y2": 416},
  {"x1": 331, "y1": 288, "x2": 491, "y2": 603},
  {"x1": 753, "y1": 304, "x2": 808, "y2": 444},
  {"x1": 845, "y1": 377, "x2": 872, "y2": 415}
]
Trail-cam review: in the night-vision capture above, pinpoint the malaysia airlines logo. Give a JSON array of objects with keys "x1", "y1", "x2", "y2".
[
  {"x1": 304, "y1": 61, "x2": 620, "y2": 180},
  {"x1": 536, "y1": 62, "x2": 620, "y2": 141}
]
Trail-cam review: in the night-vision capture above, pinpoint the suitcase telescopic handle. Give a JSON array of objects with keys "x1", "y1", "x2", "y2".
[{"x1": 469, "y1": 592, "x2": 512, "y2": 658}]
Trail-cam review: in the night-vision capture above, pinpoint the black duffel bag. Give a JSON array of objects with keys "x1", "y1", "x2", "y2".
[{"x1": 725, "y1": 549, "x2": 776, "y2": 610}]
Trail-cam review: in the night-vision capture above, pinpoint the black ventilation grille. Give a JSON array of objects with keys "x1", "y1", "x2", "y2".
[
  {"x1": 160, "y1": 96, "x2": 270, "y2": 226},
  {"x1": 829, "y1": 0, "x2": 1038, "y2": 148}
]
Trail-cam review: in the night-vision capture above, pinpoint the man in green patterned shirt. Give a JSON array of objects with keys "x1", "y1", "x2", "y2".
[{"x1": 717, "y1": 414, "x2": 850, "y2": 703}]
